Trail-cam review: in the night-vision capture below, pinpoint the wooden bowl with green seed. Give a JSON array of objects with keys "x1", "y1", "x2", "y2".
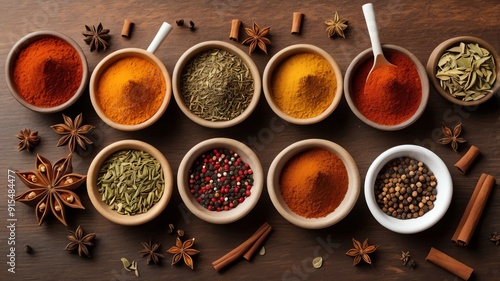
[
  {"x1": 87, "y1": 140, "x2": 173, "y2": 226},
  {"x1": 427, "y1": 36, "x2": 500, "y2": 106}
]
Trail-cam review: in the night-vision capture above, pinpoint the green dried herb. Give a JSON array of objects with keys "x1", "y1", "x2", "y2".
[
  {"x1": 436, "y1": 42, "x2": 496, "y2": 102},
  {"x1": 180, "y1": 48, "x2": 254, "y2": 122},
  {"x1": 97, "y1": 150, "x2": 165, "y2": 215}
]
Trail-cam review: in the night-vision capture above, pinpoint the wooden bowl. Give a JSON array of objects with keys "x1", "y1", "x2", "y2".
[
  {"x1": 87, "y1": 140, "x2": 174, "y2": 226},
  {"x1": 262, "y1": 44, "x2": 344, "y2": 125},
  {"x1": 426, "y1": 36, "x2": 500, "y2": 106},
  {"x1": 5, "y1": 31, "x2": 89, "y2": 113}
]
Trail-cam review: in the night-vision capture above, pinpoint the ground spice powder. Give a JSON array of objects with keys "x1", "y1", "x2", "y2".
[
  {"x1": 271, "y1": 53, "x2": 337, "y2": 119},
  {"x1": 352, "y1": 50, "x2": 422, "y2": 125},
  {"x1": 279, "y1": 148, "x2": 348, "y2": 218},
  {"x1": 13, "y1": 37, "x2": 83, "y2": 107},
  {"x1": 96, "y1": 56, "x2": 166, "y2": 125}
]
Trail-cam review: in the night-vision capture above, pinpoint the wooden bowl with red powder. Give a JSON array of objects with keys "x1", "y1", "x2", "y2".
[
  {"x1": 344, "y1": 45, "x2": 429, "y2": 131},
  {"x1": 6, "y1": 31, "x2": 89, "y2": 113},
  {"x1": 267, "y1": 139, "x2": 360, "y2": 229}
]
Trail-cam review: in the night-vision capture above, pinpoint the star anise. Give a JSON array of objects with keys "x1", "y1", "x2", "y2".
[
  {"x1": 139, "y1": 239, "x2": 165, "y2": 265},
  {"x1": 51, "y1": 113, "x2": 95, "y2": 153},
  {"x1": 438, "y1": 123, "x2": 466, "y2": 152},
  {"x1": 400, "y1": 251, "x2": 411, "y2": 265},
  {"x1": 16, "y1": 128, "x2": 40, "y2": 151},
  {"x1": 15, "y1": 154, "x2": 86, "y2": 226},
  {"x1": 241, "y1": 23, "x2": 271, "y2": 54},
  {"x1": 167, "y1": 237, "x2": 200, "y2": 270},
  {"x1": 65, "y1": 225, "x2": 96, "y2": 258},
  {"x1": 346, "y1": 238, "x2": 379, "y2": 266},
  {"x1": 83, "y1": 23, "x2": 110, "y2": 52},
  {"x1": 490, "y1": 232, "x2": 500, "y2": 245},
  {"x1": 325, "y1": 12, "x2": 348, "y2": 38}
]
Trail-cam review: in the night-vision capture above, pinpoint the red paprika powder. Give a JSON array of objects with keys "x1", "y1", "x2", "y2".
[
  {"x1": 352, "y1": 50, "x2": 422, "y2": 125},
  {"x1": 13, "y1": 36, "x2": 83, "y2": 108},
  {"x1": 279, "y1": 148, "x2": 348, "y2": 218}
]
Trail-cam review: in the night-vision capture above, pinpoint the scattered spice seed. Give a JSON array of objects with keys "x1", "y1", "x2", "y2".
[
  {"x1": 188, "y1": 21, "x2": 195, "y2": 30},
  {"x1": 121, "y1": 258, "x2": 139, "y2": 277},
  {"x1": 176, "y1": 19, "x2": 184, "y2": 26},
  {"x1": 259, "y1": 246, "x2": 266, "y2": 256},
  {"x1": 25, "y1": 245, "x2": 33, "y2": 254},
  {"x1": 312, "y1": 256, "x2": 323, "y2": 268},
  {"x1": 188, "y1": 148, "x2": 254, "y2": 211},
  {"x1": 408, "y1": 259, "x2": 417, "y2": 269},
  {"x1": 438, "y1": 123, "x2": 466, "y2": 152},
  {"x1": 490, "y1": 232, "x2": 500, "y2": 245},
  {"x1": 177, "y1": 229, "x2": 185, "y2": 237},
  {"x1": 168, "y1": 223, "x2": 175, "y2": 234},
  {"x1": 16, "y1": 128, "x2": 40, "y2": 152}
]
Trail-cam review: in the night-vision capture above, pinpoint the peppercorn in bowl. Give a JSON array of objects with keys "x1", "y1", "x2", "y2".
[
  {"x1": 267, "y1": 139, "x2": 360, "y2": 229},
  {"x1": 177, "y1": 138, "x2": 263, "y2": 224},
  {"x1": 172, "y1": 41, "x2": 261, "y2": 129},
  {"x1": 427, "y1": 36, "x2": 500, "y2": 107},
  {"x1": 6, "y1": 31, "x2": 89, "y2": 113},
  {"x1": 263, "y1": 44, "x2": 343, "y2": 125},
  {"x1": 87, "y1": 140, "x2": 174, "y2": 226},
  {"x1": 344, "y1": 45, "x2": 429, "y2": 131},
  {"x1": 364, "y1": 145, "x2": 453, "y2": 234}
]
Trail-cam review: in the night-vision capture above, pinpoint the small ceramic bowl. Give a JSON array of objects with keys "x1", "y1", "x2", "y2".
[
  {"x1": 172, "y1": 41, "x2": 261, "y2": 129},
  {"x1": 5, "y1": 31, "x2": 89, "y2": 113},
  {"x1": 267, "y1": 139, "x2": 360, "y2": 229},
  {"x1": 263, "y1": 44, "x2": 343, "y2": 125},
  {"x1": 344, "y1": 45, "x2": 429, "y2": 131},
  {"x1": 427, "y1": 36, "x2": 500, "y2": 106},
  {"x1": 177, "y1": 138, "x2": 263, "y2": 224},
  {"x1": 364, "y1": 145, "x2": 453, "y2": 234},
  {"x1": 87, "y1": 140, "x2": 174, "y2": 226},
  {"x1": 89, "y1": 48, "x2": 172, "y2": 131}
]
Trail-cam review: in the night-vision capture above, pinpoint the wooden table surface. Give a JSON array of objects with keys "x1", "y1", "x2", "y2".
[{"x1": 1, "y1": 0, "x2": 499, "y2": 280}]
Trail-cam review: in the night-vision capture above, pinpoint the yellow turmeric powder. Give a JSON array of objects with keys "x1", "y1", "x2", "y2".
[
  {"x1": 96, "y1": 56, "x2": 166, "y2": 125},
  {"x1": 271, "y1": 53, "x2": 337, "y2": 119}
]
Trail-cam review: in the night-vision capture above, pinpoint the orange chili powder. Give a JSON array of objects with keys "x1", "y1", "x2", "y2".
[{"x1": 279, "y1": 148, "x2": 348, "y2": 218}]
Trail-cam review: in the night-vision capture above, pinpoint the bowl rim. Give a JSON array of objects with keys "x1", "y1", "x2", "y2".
[
  {"x1": 262, "y1": 44, "x2": 344, "y2": 125},
  {"x1": 267, "y1": 138, "x2": 360, "y2": 229},
  {"x1": 344, "y1": 44, "x2": 429, "y2": 131},
  {"x1": 426, "y1": 36, "x2": 500, "y2": 106},
  {"x1": 364, "y1": 144, "x2": 453, "y2": 234},
  {"x1": 172, "y1": 40, "x2": 261, "y2": 129},
  {"x1": 5, "y1": 30, "x2": 89, "y2": 114},
  {"x1": 86, "y1": 139, "x2": 173, "y2": 226},
  {"x1": 177, "y1": 137, "x2": 263, "y2": 224},
  {"x1": 89, "y1": 47, "x2": 172, "y2": 131}
]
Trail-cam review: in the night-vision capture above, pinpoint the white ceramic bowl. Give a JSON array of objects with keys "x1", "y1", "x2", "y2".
[
  {"x1": 364, "y1": 145, "x2": 453, "y2": 234},
  {"x1": 344, "y1": 45, "x2": 429, "y2": 131},
  {"x1": 89, "y1": 48, "x2": 172, "y2": 131},
  {"x1": 263, "y1": 44, "x2": 343, "y2": 125},
  {"x1": 6, "y1": 31, "x2": 89, "y2": 113},
  {"x1": 87, "y1": 140, "x2": 174, "y2": 226},
  {"x1": 267, "y1": 139, "x2": 360, "y2": 229},
  {"x1": 172, "y1": 41, "x2": 261, "y2": 129},
  {"x1": 177, "y1": 138, "x2": 263, "y2": 224}
]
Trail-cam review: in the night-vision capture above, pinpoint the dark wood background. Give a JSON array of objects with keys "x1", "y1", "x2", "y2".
[{"x1": 1, "y1": 0, "x2": 499, "y2": 280}]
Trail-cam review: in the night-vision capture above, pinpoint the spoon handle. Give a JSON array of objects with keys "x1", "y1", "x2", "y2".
[
  {"x1": 147, "y1": 22, "x2": 172, "y2": 53},
  {"x1": 362, "y1": 3, "x2": 383, "y2": 58}
]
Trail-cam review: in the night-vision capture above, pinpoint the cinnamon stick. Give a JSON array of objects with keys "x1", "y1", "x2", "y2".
[
  {"x1": 121, "y1": 19, "x2": 133, "y2": 37},
  {"x1": 212, "y1": 222, "x2": 270, "y2": 272},
  {"x1": 291, "y1": 12, "x2": 303, "y2": 34},
  {"x1": 454, "y1": 145, "x2": 480, "y2": 174},
  {"x1": 426, "y1": 247, "x2": 473, "y2": 280},
  {"x1": 452, "y1": 173, "x2": 496, "y2": 246},
  {"x1": 229, "y1": 19, "x2": 242, "y2": 41},
  {"x1": 243, "y1": 225, "x2": 272, "y2": 260}
]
